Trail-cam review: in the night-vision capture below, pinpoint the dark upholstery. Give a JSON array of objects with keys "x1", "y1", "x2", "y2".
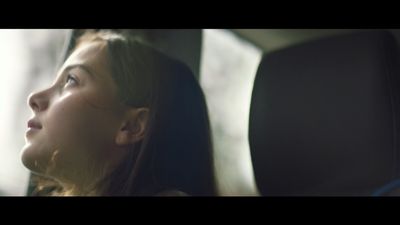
[{"x1": 249, "y1": 30, "x2": 400, "y2": 196}]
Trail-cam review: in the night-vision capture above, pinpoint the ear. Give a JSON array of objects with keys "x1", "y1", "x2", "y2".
[{"x1": 115, "y1": 107, "x2": 149, "y2": 146}]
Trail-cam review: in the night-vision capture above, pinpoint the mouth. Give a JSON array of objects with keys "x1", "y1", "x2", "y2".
[
  {"x1": 28, "y1": 119, "x2": 42, "y2": 129},
  {"x1": 26, "y1": 118, "x2": 42, "y2": 137}
]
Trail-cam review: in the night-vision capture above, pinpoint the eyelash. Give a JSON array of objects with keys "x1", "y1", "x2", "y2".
[{"x1": 65, "y1": 74, "x2": 78, "y2": 86}]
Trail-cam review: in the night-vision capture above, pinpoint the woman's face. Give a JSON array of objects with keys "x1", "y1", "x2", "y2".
[{"x1": 21, "y1": 41, "x2": 127, "y2": 190}]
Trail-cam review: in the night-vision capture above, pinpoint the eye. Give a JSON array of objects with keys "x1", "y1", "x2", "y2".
[{"x1": 65, "y1": 74, "x2": 78, "y2": 87}]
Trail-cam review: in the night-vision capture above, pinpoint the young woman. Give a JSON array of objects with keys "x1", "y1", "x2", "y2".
[{"x1": 21, "y1": 30, "x2": 216, "y2": 196}]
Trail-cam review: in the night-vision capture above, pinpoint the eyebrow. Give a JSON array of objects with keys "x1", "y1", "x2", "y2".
[{"x1": 63, "y1": 64, "x2": 96, "y2": 77}]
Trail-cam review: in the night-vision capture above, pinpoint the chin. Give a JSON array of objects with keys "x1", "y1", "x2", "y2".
[{"x1": 20, "y1": 143, "x2": 49, "y2": 175}]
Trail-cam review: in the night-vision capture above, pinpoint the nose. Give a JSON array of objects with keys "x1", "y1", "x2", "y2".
[{"x1": 28, "y1": 89, "x2": 50, "y2": 113}]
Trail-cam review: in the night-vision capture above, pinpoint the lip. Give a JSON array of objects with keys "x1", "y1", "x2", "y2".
[
  {"x1": 27, "y1": 119, "x2": 42, "y2": 129},
  {"x1": 26, "y1": 119, "x2": 42, "y2": 138}
]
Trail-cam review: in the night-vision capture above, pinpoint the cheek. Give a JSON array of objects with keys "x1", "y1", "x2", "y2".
[
  {"x1": 48, "y1": 93, "x2": 100, "y2": 148},
  {"x1": 22, "y1": 90, "x2": 120, "y2": 179},
  {"x1": 48, "y1": 91, "x2": 118, "y2": 158}
]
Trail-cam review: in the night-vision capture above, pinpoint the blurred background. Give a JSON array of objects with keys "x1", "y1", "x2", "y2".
[{"x1": 0, "y1": 29, "x2": 71, "y2": 195}]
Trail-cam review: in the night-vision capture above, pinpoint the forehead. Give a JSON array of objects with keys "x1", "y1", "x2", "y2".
[{"x1": 61, "y1": 41, "x2": 110, "y2": 77}]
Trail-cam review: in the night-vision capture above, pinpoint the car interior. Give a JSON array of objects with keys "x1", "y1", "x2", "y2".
[
  {"x1": 3, "y1": 29, "x2": 400, "y2": 196},
  {"x1": 249, "y1": 30, "x2": 400, "y2": 196}
]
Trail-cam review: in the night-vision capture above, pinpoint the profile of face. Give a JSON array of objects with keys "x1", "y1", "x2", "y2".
[{"x1": 21, "y1": 40, "x2": 149, "y2": 193}]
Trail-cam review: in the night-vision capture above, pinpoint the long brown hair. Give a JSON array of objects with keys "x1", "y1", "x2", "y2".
[{"x1": 31, "y1": 30, "x2": 216, "y2": 196}]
